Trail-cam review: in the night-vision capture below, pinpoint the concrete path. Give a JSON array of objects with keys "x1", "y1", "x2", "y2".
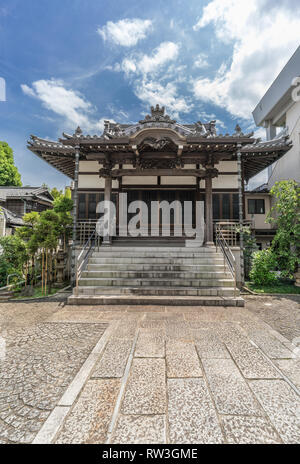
[{"x1": 0, "y1": 297, "x2": 299, "y2": 444}]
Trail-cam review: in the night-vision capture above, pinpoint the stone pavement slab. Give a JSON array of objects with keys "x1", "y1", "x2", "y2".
[
  {"x1": 135, "y1": 329, "x2": 165, "y2": 358},
  {"x1": 56, "y1": 379, "x2": 120, "y2": 444},
  {"x1": 111, "y1": 415, "x2": 166, "y2": 444},
  {"x1": 92, "y1": 338, "x2": 132, "y2": 378},
  {"x1": 274, "y1": 359, "x2": 300, "y2": 389},
  {"x1": 192, "y1": 328, "x2": 230, "y2": 359},
  {"x1": 222, "y1": 415, "x2": 281, "y2": 444},
  {"x1": 167, "y1": 378, "x2": 224, "y2": 444},
  {"x1": 221, "y1": 325, "x2": 281, "y2": 379},
  {"x1": 202, "y1": 358, "x2": 263, "y2": 416},
  {"x1": 166, "y1": 321, "x2": 192, "y2": 341},
  {"x1": 121, "y1": 358, "x2": 166, "y2": 415},
  {"x1": 115, "y1": 320, "x2": 137, "y2": 338},
  {"x1": 242, "y1": 328, "x2": 293, "y2": 359},
  {"x1": 166, "y1": 341, "x2": 202, "y2": 378},
  {"x1": 249, "y1": 380, "x2": 300, "y2": 444}
]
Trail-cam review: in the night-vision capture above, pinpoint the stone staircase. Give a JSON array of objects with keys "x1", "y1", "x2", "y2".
[{"x1": 68, "y1": 244, "x2": 244, "y2": 306}]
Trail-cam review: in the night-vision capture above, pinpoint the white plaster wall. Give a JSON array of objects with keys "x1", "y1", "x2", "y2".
[
  {"x1": 245, "y1": 193, "x2": 271, "y2": 230},
  {"x1": 268, "y1": 100, "x2": 300, "y2": 188},
  {"x1": 161, "y1": 176, "x2": 196, "y2": 185},
  {"x1": 78, "y1": 175, "x2": 105, "y2": 189},
  {"x1": 79, "y1": 161, "x2": 99, "y2": 171},
  {"x1": 218, "y1": 161, "x2": 238, "y2": 172},
  {"x1": 122, "y1": 176, "x2": 157, "y2": 185},
  {"x1": 212, "y1": 175, "x2": 238, "y2": 189}
]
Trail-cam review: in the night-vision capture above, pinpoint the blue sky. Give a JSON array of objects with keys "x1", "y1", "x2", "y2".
[{"x1": 0, "y1": 0, "x2": 300, "y2": 190}]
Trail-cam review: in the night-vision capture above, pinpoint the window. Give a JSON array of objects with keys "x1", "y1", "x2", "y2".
[
  {"x1": 78, "y1": 194, "x2": 86, "y2": 219},
  {"x1": 222, "y1": 194, "x2": 230, "y2": 219},
  {"x1": 88, "y1": 194, "x2": 97, "y2": 219},
  {"x1": 248, "y1": 199, "x2": 265, "y2": 214},
  {"x1": 213, "y1": 193, "x2": 239, "y2": 220}
]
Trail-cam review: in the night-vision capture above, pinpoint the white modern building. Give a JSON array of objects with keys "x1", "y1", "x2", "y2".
[{"x1": 253, "y1": 45, "x2": 300, "y2": 189}]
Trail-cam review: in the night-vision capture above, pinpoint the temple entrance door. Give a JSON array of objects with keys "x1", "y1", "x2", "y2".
[{"x1": 124, "y1": 190, "x2": 196, "y2": 238}]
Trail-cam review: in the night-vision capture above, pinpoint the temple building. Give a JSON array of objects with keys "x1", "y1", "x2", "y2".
[{"x1": 28, "y1": 105, "x2": 291, "y2": 306}]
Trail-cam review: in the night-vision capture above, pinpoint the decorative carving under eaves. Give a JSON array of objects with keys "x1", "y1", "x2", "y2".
[
  {"x1": 99, "y1": 168, "x2": 111, "y2": 178},
  {"x1": 205, "y1": 167, "x2": 219, "y2": 178},
  {"x1": 139, "y1": 158, "x2": 180, "y2": 170},
  {"x1": 138, "y1": 137, "x2": 178, "y2": 152}
]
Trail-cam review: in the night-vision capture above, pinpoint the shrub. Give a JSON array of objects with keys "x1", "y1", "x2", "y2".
[
  {"x1": 249, "y1": 249, "x2": 278, "y2": 286},
  {"x1": 267, "y1": 180, "x2": 300, "y2": 277}
]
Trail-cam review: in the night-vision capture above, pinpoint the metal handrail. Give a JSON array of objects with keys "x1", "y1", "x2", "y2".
[
  {"x1": 75, "y1": 230, "x2": 101, "y2": 296},
  {"x1": 215, "y1": 228, "x2": 237, "y2": 298}
]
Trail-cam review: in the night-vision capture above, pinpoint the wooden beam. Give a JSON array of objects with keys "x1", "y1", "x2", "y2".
[{"x1": 108, "y1": 168, "x2": 210, "y2": 178}]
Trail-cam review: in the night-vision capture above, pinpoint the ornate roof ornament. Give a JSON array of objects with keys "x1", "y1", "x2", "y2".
[
  {"x1": 194, "y1": 121, "x2": 207, "y2": 136},
  {"x1": 74, "y1": 126, "x2": 83, "y2": 137},
  {"x1": 234, "y1": 124, "x2": 245, "y2": 137},
  {"x1": 139, "y1": 105, "x2": 176, "y2": 125},
  {"x1": 208, "y1": 120, "x2": 217, "y2": 137},
  {"x1": 103, "y1": 120, "x2": 125, "y2": 139}
]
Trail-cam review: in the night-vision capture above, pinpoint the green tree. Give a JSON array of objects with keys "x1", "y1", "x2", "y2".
[
  {"x1": 0, "y1": 142, "x2": 22, "y2": 186},
  {"x1": 50, "y1": 187, "x2": 63, "y2": 199},
  {"x1": 53, "y1": 191, "x2": 73, "y2": 251},
  {"x1": 235, "y1": 225, "x2": 258, "y2": 278},
  {"x1": 0, "y1": 235, "x2": 29, "y2": 286},
  {"x1": 267, "y1": 180, "x2": 300, "y2": 278},
  {"x1": 249, "y1": 249, "x2": 278, "y2": 286}
]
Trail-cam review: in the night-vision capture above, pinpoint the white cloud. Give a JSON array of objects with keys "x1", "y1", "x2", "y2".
[
  {"x1": 135, "y1": 80, "x2": 190, "y2": 117},
  {"x1": 21, "y1": 79, "x2": 110, "y2": 132},
  {"x1": 97, "y1": 18, "x2": 152, "y2": 47},
  {"x1": 112, "y1": 41, "x2": 188, "y2": 118},
  {"x1": 21, "y1": 84, "x2": 36, "y2": 97},
  {"x1": 194, "y1": 53, "x2": 209, "y2": 69},
  {"x1": 121, "y1": 42, "x2": 179, "y2": 76},
  {"x1": 193, "y1": 0, "x2": 300, "y2": 119}
]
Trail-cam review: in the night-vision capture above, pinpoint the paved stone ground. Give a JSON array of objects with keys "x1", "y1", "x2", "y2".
[{"x1": 0, "y1": 296, "x2": 299, "y2": 444}]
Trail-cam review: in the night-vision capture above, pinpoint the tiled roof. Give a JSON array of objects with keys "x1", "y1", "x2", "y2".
[
  {"x1": 0, "y1": 186, "x2": 53, "y2": 202},
  {"x1": 0, "y1": 207, "x2": 24, "y2": 226}
]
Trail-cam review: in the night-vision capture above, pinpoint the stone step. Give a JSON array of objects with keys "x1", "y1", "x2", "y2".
[
  {"x1": 76, "y1": 286, "x2": 238, "y2": 297},
  {"x1": 82, "y1": 270, "x2": 231, "y2": 279},
  {"x1": 92, "y1": 250, "x2": 223, "y2": 258},
  {"x1": 89, "y1": 257, "x2": 224, "y2": 265},
  {"x1": 87, "y1": 263, "x2": 228, "y2": 272},
  {"x1": 68, "y1": 294, "x2": 244, "y2": 307},
  {"x1": 78, "y1": 277, "x2": 235, "y2": 288},
  {"x1": 98, "y1": 246, "x2": 220, "y2": 253}
]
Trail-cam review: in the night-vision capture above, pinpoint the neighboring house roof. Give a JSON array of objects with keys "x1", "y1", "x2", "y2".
[
  {"x1": 247, "y1": 184, "x2": 269, "y2": 193},
  {"x1": 0, "y1": 186, "x2": 53, "y2": 203},
  {"x1": 240, "y1": 134, "x2": 292, "y2": 180},
  {"x1": 252, "y1": 45, "x2": 300, "y2": 126},
  {"x1": 0, "y1": 207, "x2": 24, "y2": 226}
]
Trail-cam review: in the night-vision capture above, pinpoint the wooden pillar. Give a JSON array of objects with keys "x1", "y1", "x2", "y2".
[
  {"x1": 205, "y1": 175, "x2": 214, "y2": 246},
  {"x1": 71, "y1": 145, "x2": 80, "y2": 286},
  {"x1": 102, "y1": 176, "x2": 112, "y2": 245},
  {"x1": 237, "y1": 145, "x2": 245, "y2": 285}
]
